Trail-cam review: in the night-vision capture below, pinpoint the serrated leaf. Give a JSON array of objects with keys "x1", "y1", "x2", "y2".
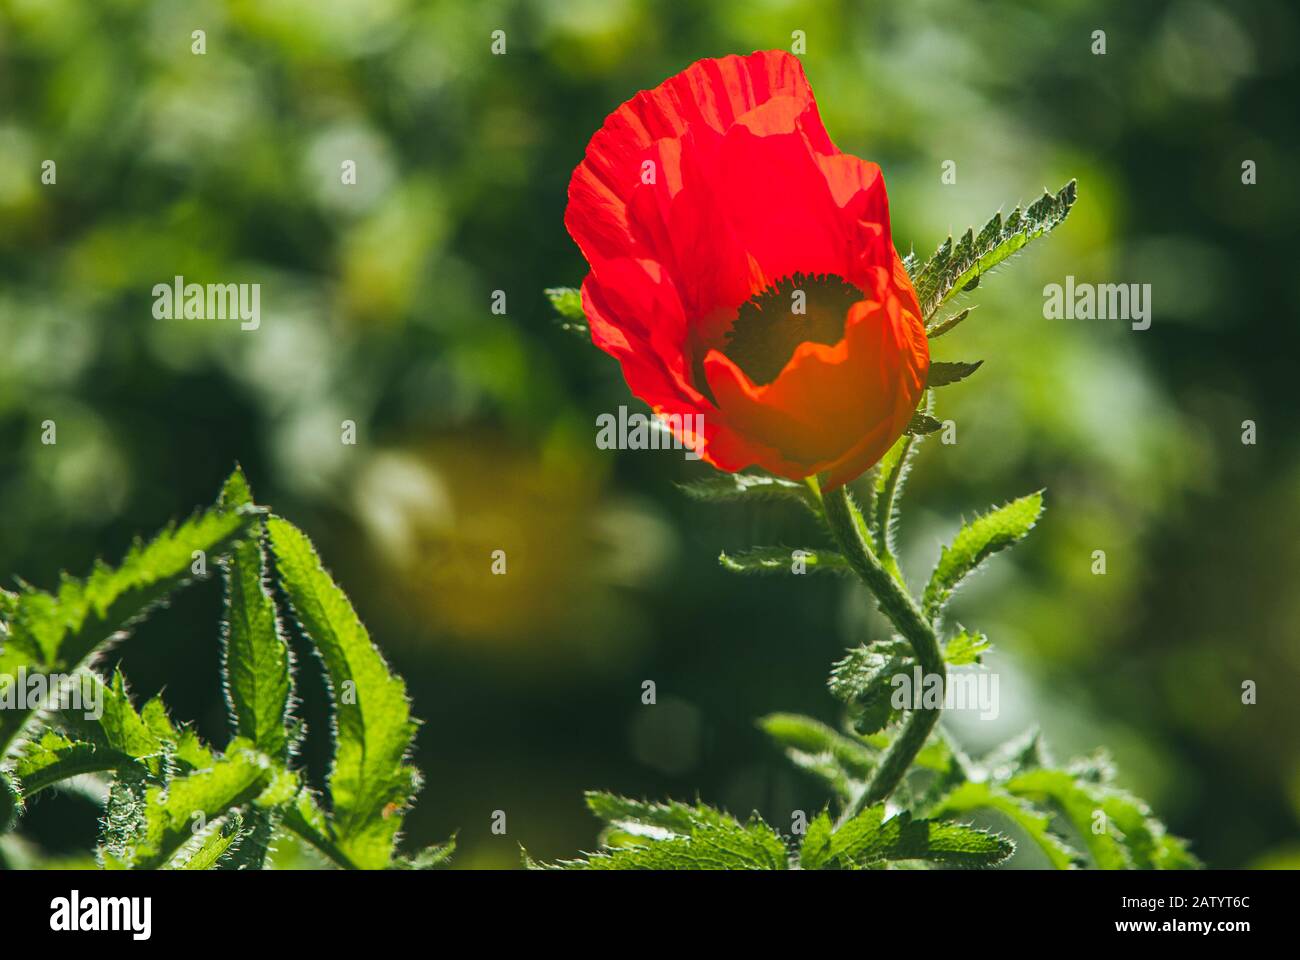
[
  {"x1": 1007, "y1": 764, "x2": 1199, "y2": 871},
  {"x1": 929, "y1": 780, "x2": 1079, "y2": 869},
  {"x1": 549, "y1": 811, "x2": 788, "y2": 871},
  {"x1": 870, "y1": 428, "x2": 923, "y2": 580},
  {"x1": 926, "y1": 307, "x2": 973, "y2": 339},
  {"x1": 177, "y1": 812, "x2": 246, "y2": 870},
  {"x1": 219, "y1": 809, "x2": 278, "y2": 870},
  {"x1": 906, "y1": 412, "x2": 943, "y2": 436},
  {"x1": 139, "y1": 696, "x2": 214, "y2": 771},
  {"x1": 395, "y1": 836, "x2": 457, "y2": 869},
  {"x1": 267, "y1": 518, "x2": 418, "y2": 870},
  {"x1": 0, "y1": 772, "x2": 21, "y2": 833},
  {"x1": 800, "y1": 805, "x2": 1013, "y2": 869},
  {"x1": 828, "y1": 641, "x2": 915, "y2": 735},
  {"x1": 678, "y1": 472, "x2": 816, "y2": 513},
  {"x1": 545, "y1": 286, "x2": 589, "y2": 337},
  {"x1": 981, "y1": 727, "x2": 1048, "y2": 779},
  {"x1": 922, "y1": 491, "x2": 1045, "y2": 618},
  {"x1": 99, "y1": 772, "x2": 148, "y2": 867},
  {"x1": 118, "y1": 742, "x2": 272, "y2": 870},
  {"x1": 0, "y1": 498, "x2": 262, "y2": 761},
  {"x1": 943, "y1": 630, "x2": 991, "y2": 666},
  {"x1": 926, "y1": 360, "x2": 983, "y2": 388},
  {"x1": 585, "y1": 792, "x2": 733, "y2": 838},
  {"x1": 914, "y1": 179, "x2": 1077, "y2": 319},
  {"x1": 757, "y1": 714, "x2": 875, "y2": 799},
  {"x1": 1005, "y1": 767, "x2": 1129, "y2": 870},
  {"x1": 12, "y1": 730, "x2": 140, "y2": 798},
  {"x1": 719, "y1": 546, "x2": 849, "y2": 576},
  {"x1": 219, "y1": 470, "x2": 293, "y2": 760}
]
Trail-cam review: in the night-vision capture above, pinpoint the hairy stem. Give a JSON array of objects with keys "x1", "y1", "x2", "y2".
[{"x1": 816, "y1": 481, "x2": 946, "y2": 822}]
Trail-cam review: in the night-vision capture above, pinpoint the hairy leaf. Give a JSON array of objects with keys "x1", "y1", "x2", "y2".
[
  {"x1": 926, "y1": 306, "x2": 973, "y2": 339},
  {"x1": 178, "y1": 812, "x2": 246, "y2": 870},
  {"x1": 585, "y1": 792, "x2": 734, "y2": 839},
  {"x1": 12, "y1": 730, "x2": 140, "y2": 797},
  {"x1": 0, "y1": 497, "x2": 262, "y2": 760},
  {"x1": 395, "y1": 836, "x2": 457, "y2": 869},
  {"x1": 914, "y1": 179, "x2": 1077, "y2": 318},
  {"x1": 545, "y1": 286, "x2": 589, "y2": 337},
  {"x1": 870, "y1": 428, "x2": 923, "y2": 580},
  {"x1": 757, "y1": 714, "x2": 876, "y2": 799},
  {"x1": 1007, "y1": 766, "x2": 1199, "y2": 870},
  {"x1": 219, "y1": 470, "x2": 293, "y2": 759},
  {"x1": 116, "y1": 742, "x2": 271, "y2": 870},
  {"x1": 922, "y1": 492, "x2": 1045, "y2": 618},
  {"x1": 828, "y1": 640, "x2": 916, "y2": 735},
  {"x1": 549, "y1": 809, "x2": 788, "y2": 871},
  {"x1": 929, "y1": 780, "x2": 1079, "y2": 869},
  {"x1": 678, "y1": 472, "x2": 817, "y2": 513},
  {"x1": 926, "y1": 360, "x2": 983, "y2": 388},
  {"x1": 943, "y1": 630, "x2": 992, "y2": 666},
  {"x1": 906, "y1": 412, "x2": 943, "y2": 437},
  {"x1": 800, "y1": 806, "x2": 1013, "y2": 869},
  {"x1": 719, "y1": 546, "x2": 849, "y2": 576},
  {"x1": 267, "y1": 518, "x2": 419, "y2": 870}
]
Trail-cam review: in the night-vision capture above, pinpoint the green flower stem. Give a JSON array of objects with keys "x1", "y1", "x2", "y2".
[{"x1": 814, "y1": 480, "x2": 946, "y2": 822}]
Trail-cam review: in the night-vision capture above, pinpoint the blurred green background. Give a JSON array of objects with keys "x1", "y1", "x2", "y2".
[{"x1": 2, "y1": 0, "x2": 1297, "y2": 868}]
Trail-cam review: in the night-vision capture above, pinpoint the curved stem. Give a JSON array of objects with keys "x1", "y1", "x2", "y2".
[{"x1": 818, "y1": 482, "x2": 946, "y2": 823}]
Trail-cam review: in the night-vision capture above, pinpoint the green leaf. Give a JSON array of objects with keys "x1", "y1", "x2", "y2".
[
  {"x1": 678, "y1": 472, "x2": 817, "y2": 513},
  {"x1": 218, "y1": 809, "x2": 278, "y2": 870},
  {"x1": 0, "y1": 496, "x2": 262, "y2": 761},
  {"x1": 870, "y1": 429, "x2": 923, "y2": 581},
  {"x1": 906, "y1": 412, "x2": 943, "y2": 436},
  {"x1": 1007, "y1": 765, "x2": 1199, "y2": 870},
  {"x1": 943, "y1": 630, "x2": 991, "y2": 666},
  {"x1": 12, "y1": 730, "x2": 140, "y2": 798},
  {"x1": 585, "y1": 792, "x2": 734, "y2": 838},
  {"x1": 267, "y1": 517, "x2": 419, "y2": 870},
  {"x1": 99, "y1": 773, "x2": 148, "y2": 867},
  {"x1": 800, "y1": 806, "x2": 1013, "y2": 869},
  {"x1": 929, "y1": 780, "x2": 1079, "y2": 869},
  {"x1": 139, "y1": 696, "x2": 215, "y2": 771},
  {"x1": 922, "y1": 491, "x2": 1045, "y2": 618},
  {"x1": 719, "y1": 546, "x2": 849, "y2": 576},
  {"x1": 116, "y1": 742, "x2": 272, "y2": 870},
  {"x1": 219, "y1": 470, "x2": 293, "y2": 759},
  {"x1": 0, "y1": 772, "x2": 20, "y2": 833},
  {"x1": 926, "y1": 360, "x2": 983, "y2": 388},
  {"x1": 549, "y1": 805, "x2": 788, "y2": 870},
  {"x1": 982, "y1": 727, "x2": 1048, "y2": 778},
  {"x1": 177, "y1": 812, "x2": 246, "y2": 870},
  {"x1": 545, "y1": 286, "x2": 589, "y2": 337},
  {"x1": 1004, "y1": 767, "x2": 1129, "y2": 869},
  {"x1": 828, "y1": 640, "x2": 915, "y2": 735},
  {"x1": 757, "y1": 714, "x2": 876, "y2": 799},
  {"x1": 913, "y1": 179, "x2": 1077, "y2": 319},
  {"x1": 926, "y1": 307, "x2": 973, "y2": 339},
  {"x1": 394, "y1": 836, "x2": 457, "y2": 869}
]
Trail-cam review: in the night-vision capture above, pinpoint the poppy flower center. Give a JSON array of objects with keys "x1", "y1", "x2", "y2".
[{"x1": 715, "y1": 273, "x2": 862, "y2": 386}]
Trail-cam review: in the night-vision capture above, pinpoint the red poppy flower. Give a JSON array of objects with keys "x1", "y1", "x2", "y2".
[{"x1": 565, "y1": 49, "x2": 929, "y2": 491}]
